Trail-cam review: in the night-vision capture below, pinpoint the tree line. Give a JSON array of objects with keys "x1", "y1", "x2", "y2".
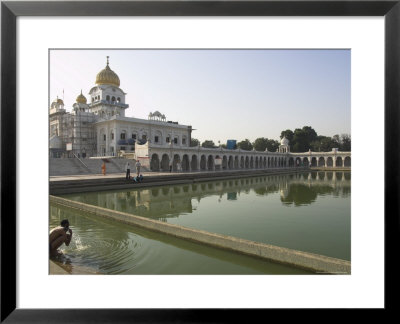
[{"x1": 190, "y1": 126, "x2": 351, "y2": 152}]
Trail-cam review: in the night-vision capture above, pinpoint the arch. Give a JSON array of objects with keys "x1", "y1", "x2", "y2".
[
  {"x1": 120, "y1": 130, "x2": 126, "y2": 140},
  {"x1": 207, "y1": 155, "x2": 214, "y2": 171},
  {"x1": 191, "y1": 155, "x2": 198, "y2": 171},
  {"x1": 245, "y1": 156, "x2": 249, "y2": 169},
  {"x1": 318, "y1": 157, "x2": 325, "y2": 167},
  {"x1": 200, "y1": 155, "x2": 207, "y2": 170},
  {"x1": 181, "y1": 135, "x2": 187, "y2": 146},
  {"x1": 303, "y1": 157, "x2": 309, "y2": 167},
  {"x1": 182, "y1": 154, "x2": 190, "y2": 171},
  {"x1": 336, "y1": 156, "x2": 343, "y2": 167},
  {"x1": 255, "y1": 157, "x2": 259, "y2": 168},
  {"x1": 111, "y1": 96, "x2": 116, "y2": 102},
  {"x1": 106, "y1": 95, "x2": 110, "y2": 101},
  {"x1": 222, "y1": 155, "x2": 228, "y2": 170},
  {"x1": 250, "y1": 156, "x2": 254, "y2": 168},
  {"x1": 344, "y1": 156, "x2": 351, "y2": 167},
  {"x1": 240, "y1": 156, "x2": 245, "y2": 168},
  {"x1": 326, "y1": 157, "x2": 333, "y2": 167},
  {"x1": 161, "y1": 154, "x2": 169, "y2": 171},
  {"x1": 311, "y1": 157, "x2": 317, "y2": 167},
  {"x1": 228, "y1": 156, "x2": 234, "y2": 169},
  {"x1": 234, "y1": 156, "x2": 239, "y2": 169},
  {"x1": 153, "y1": 130, "x2": 162, "y2": 144},
  {"x1": 172, "y1": 154, "x2": 181, "y2": 171},
  {"x1": 295, "y1": 157, "x2": 302, "y2": 167},
  {"x1": 150, "y1": 153, "x2": 160, "y2": 171}
]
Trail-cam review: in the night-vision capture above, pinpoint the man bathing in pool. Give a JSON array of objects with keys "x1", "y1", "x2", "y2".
[{"x1": 49, "y1": 219, "x2": 72, "y2": 256}]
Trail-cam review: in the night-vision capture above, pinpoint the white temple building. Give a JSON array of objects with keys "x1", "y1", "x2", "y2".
[{"x1": 49, "y1": 57, "x2": 192, "y2": 159}]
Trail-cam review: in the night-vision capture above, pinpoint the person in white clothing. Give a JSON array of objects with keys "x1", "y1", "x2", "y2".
[
  {"x1": 135, "y1": 160, "x2": 141, "y2": 176},
  {"x1": 125, "y1": 162, "x2": 131, "y2": 179}
]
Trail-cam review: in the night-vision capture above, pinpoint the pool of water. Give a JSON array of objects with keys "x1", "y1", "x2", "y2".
[
  {"x1": 60, "y1": 171, "x2": 350, "y2": 262},
  {"x1": 50, "y1": 204, "x2": 310, "y2": 274}
]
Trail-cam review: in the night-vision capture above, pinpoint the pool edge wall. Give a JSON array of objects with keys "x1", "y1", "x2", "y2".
[{"x1": 50, "y1": 195, "x2": 351, "y2": 275}]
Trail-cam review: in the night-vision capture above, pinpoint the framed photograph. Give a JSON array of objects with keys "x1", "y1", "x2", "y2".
[{"x1": 1, "y1": 0, "x2": 398, "y2": 321}]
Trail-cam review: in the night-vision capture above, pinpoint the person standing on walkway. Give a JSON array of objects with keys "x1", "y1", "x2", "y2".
[
  {"x1": 125, "y1": 161, "x2": 131, "y2": 179},
  {"x1": 135, "y1": 160, "x2": 141, "y2": 176},
  {"x1": 102, "y1": 162, "x2": 106, "y2": 175}
]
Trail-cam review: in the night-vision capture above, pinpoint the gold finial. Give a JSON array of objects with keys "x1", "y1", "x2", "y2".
[{"x1": 106, "y1": 56, "x2": 109, "y2": 66}]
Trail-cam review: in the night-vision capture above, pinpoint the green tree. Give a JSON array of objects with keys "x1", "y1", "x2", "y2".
[
  {"x1": 340, "y1": 134, "x2": 351, "y2": 151},
  {"x1": 310, "y1": 136, "x2": 335, "y2": 152},
  {"x1": 237, "y1": 139, "x2": 253, "y2": 151},
  {"x1": 190, "y1": 138, "x2": 200, "y2": 147},
  {"x1": 280, "y1": 129, "x2": 294, "y2": 143},
  {"x1": 291, "y1": 126, "x2": 318, "y2": 152},
  {"x1": 201, "y1": 140, "x2": 216, "y2": 148},
  {"x1": 267, "y1": 139, "x2": 279, "y2": 152},
  {"x1": 253, "y1": 137, "x2": 269, "y2": 151}
]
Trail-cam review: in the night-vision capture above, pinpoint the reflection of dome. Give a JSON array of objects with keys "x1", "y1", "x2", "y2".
[
  {"x1": 95, "y1": 56, "x2": 120, "y2": 87},
  {"x1": 280, "y1": 188, "x2": 289, "y2": 199},
  {"x1": 281, "y1": 137, "x2": 289, "y2": 145},
  {"x1": 76, "y1": 90, "x2": 87, "y2": 104}
]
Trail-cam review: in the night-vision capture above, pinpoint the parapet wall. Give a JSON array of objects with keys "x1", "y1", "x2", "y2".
[{"x1": 50, "y1": 195, "x2": 351, "y2": 274}]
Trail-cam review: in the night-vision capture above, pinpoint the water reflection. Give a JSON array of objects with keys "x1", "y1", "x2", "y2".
[
  {"x1": 50, "y1": 205, "x2": 311, "y2": 274},
  {"x1": 59, "y1": 171, "x2": 350, "y2": 261},
  {"x1": 64, "y1": 171, "x2": 350, "y2": 219}
]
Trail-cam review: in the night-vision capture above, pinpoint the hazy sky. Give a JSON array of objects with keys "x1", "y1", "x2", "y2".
[{"x1": 50, "y1": 49, "x2": 350, "y2": 143}]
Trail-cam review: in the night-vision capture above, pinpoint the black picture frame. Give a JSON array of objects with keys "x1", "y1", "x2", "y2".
[{"x1": 1, "y1": 0, "x2": 398, "y2": 322}]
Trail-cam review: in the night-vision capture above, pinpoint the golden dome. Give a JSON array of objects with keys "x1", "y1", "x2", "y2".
[
  {"x1": 54, "y1": 96, "x2": 64, "y2": 105},
  {"x1": 95, "y1": 56, "x2": 120, "y2": 87},
  {"x1": 76, "y1": 90, "x2": 87, "y2": 104}
]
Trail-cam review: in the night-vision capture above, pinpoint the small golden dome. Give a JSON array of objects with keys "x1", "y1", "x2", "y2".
[
  {"x1": 76, "y1": 90, "x2": 87, "y2": 104},
  {"x1": 55, "y1": 96, "x2": 64, "y2": 105},
  {"x1": 95, "y1": 56, "x2": 120, "y2": 87}
]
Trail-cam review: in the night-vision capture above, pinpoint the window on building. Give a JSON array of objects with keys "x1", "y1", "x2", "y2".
[
  {"x1": 117, "y1": 97, "x2": 121, "y2": 103},
  {"x1": 182, "y1": 138, "x2": 186, "y2": 145},
  {"x1": 174, "y1": 137, "x2": 178, "y2": 144},
  {"x1": 121, "y1": 133, "x2": 126, "y2": 140},
  {"x1": 103, "y1": 134, "x2": 106, "y2": 141},
  {"x1": 120, "y1": 146, "x2": 125, "y2": 151},
  {"x1": 166, "y1": 137, "x2": 170, "y2": 143},
  {"x1": 132, "y1": 134, "x2": 137, "y2": 139},
  {"x1": 142, "y1": 135, "x2": 147, "y2": 140},
  {"x1": 106, "y1": 95, "x2": 110, "y2": 101},
  {"x1": 154, "y1": 136, "x2": 159, "y2": 143},
  {"x1": 112, "y1": 96, "x2": 116, "y2": 102},
  {"x1": 111, "y1": 133, "x2": 114, "y2": 140}
]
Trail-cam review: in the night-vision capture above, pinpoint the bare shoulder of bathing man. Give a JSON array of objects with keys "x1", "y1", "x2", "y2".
[{"x1": 49, "y1": 219, "x2": 72, "y2": 256}]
